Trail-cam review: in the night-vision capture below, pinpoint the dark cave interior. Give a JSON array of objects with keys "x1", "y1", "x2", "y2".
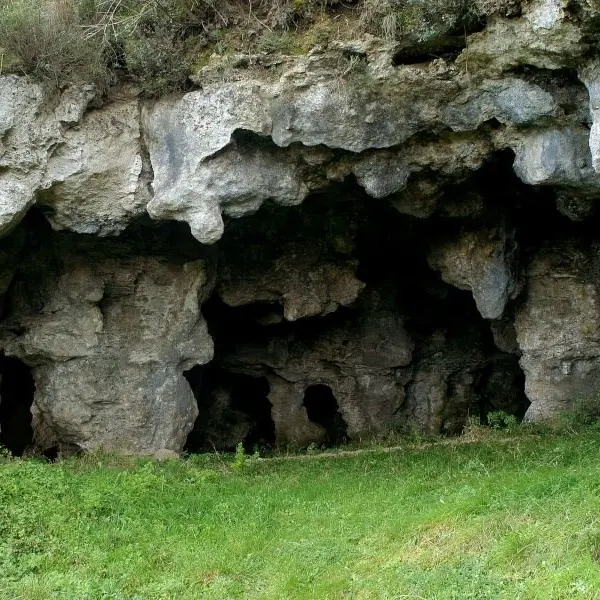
[{"x1": 0, "y1": 355, "x2": 35, "y2": 456}]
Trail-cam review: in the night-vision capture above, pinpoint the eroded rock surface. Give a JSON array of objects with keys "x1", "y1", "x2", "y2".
[
  {"x1": 1, "y1": 228, "x2": 214, "y2": 454},
  {"x1": 3, "y1": 0, "x2": 600, "y2": 452},
  {"x1": 516, "y1": 241, "x2": 600, "y2": 421},
  {"x1": 428, "y1": 227, "x2": 518, "y2": 320},
  {"x1": 223, "y1": 292, "x2": 414, "y2": 445}
]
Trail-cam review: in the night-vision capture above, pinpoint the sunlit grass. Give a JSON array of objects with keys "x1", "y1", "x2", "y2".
[{"x1": 2, "y1": 431, "x2": 600, "y2": 599}]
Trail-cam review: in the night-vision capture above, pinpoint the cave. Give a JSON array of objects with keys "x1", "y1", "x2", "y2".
[
  {"x1": 303, "y1": 384, "x2": 349, "y2": 445},
  {"x1": 184, "y1": 366, "x2": 276, "y2": 453},
  {"x1": 477, "y1": 356, "x2": 530, "y2": 424},
  {"x1": 230, "y1": 374, "x2": 276, "y2": 451},
  {"x1": 3, "y1": 153, "x2": 545, "y2": 453},
  {"x1": 0, "y1": 355, "x2": 35, "y2": 456},
  {"x1": 188, "y1": 165, "x2": 539, "y2": 445}
]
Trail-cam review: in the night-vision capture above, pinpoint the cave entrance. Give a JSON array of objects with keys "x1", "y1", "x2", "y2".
[
  {"x1": 0, "y1": 356, "x2": 35, "y2": 456},
  {"x1": 184, "y1": 366, "x2": 276, "y2": 453},
  {"x1": 229, "y1": 373, "x2": 276, "y2": 451},
  {"x1": 477, "y1": 355, "x2": 530, "y2": 425},
  {"x1": 303, "y1": 384, "x2": 348, "y2": 445}
]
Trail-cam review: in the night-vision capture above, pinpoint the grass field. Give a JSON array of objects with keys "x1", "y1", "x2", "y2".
[{"x1": 2, "y1": 431, "x2": 600, "y2": 599}]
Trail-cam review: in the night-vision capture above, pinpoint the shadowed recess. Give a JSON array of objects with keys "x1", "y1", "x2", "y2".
[
  {"x1": 303, "y1": 384, "x2": 349, "y2": 445},
  {"x1": 0, "y1": 355, "x2": 35, "y2": 456}
]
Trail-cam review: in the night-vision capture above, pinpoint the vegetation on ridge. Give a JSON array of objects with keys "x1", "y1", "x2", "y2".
[{"x1": 0, "y1": 0, "x2": 519, "y2": 95}]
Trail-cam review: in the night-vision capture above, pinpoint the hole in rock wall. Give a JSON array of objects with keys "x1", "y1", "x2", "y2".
[
  {"x1": 0, "y1": 355, "x2": 35, "y2": 456},
  {"x1": 184, "y1": 364, "x2": 275, "y2": 453},
  {"x1": 392, "y1": 42, "x2": 467, "y2": 66},
  {"x1": 230, "y1": 373, "x2": 275, "y2": 451},
  {"x1": 391, "y1": 10, "x2": 489, "y2": 67},
  {"x1": 476, "y1": 358, "x2": 529, "y2": 424},
  {"x1": 303, "y1": 384, "x2": 349, "y2": 445},
  {"x1": 192, "y1": 161, "x2": 536, "y2": 448}
]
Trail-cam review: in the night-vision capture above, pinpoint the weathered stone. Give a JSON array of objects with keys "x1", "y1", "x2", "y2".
[
  {"x1": 580, "y1": 59, "x2": 600, "y2": 174},
  {"x1": 3, "y1": 0, "x2": 600, "y2": 453},
  {"x1": 491, "y1": 316, "x2": 520, "y2": 355},
  {"x1": 224, "y1": 293, "x2": 414, "y2": 444},
  {"x1": 556, "y1": 194, "x2": 597, "y2": 221},
  {"x1": 140, "y1": 38, "x2": 558, "y2": 244},
  {"x1": 388, "y1": 178, "x2": 441, "y2": 219},
  {"x1": 428, "y1": 228, "x2": 518, "y2": 320},
  {"x1": 515, "y1": 242, "x2": 600, "y2": 421},
  {"x1": 2, "y1": 252, "x2": 214, "y2": 454},
  {"x1": 460, "y1": 0, "x2": 585, "y2": 73},
  {"x1": 145, "y1": 134, "x2": 309, "y2": 244},
  {"x1": 513, "y1": 128, "x2": 600, "y2": 192},
  {"x1": 38, "y1": 101, "x2": 146, "y2": 236},
  {"x1": 0, "y1": 77, "x2": 146, "y2": 237},
  {"x1": 399, "y1": 326, "x2": 488, "y2": 435},
  {"x1": 218, "y1": 242, "x2": 364, "y2": 322},
  {"x1": 0, "y1": 76, "x2": 56, "y2": 236}
]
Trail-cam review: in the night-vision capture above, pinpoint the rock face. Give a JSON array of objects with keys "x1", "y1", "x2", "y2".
[
  {"x1": 428, "y1": 227, "x2": 518, "y2": 320},
  {"x1": 224, "y1": 293, "x2": 414, "y2": 445},
  {"x1": 4, "y1": 0, "x2": 600, "y2": 453},
  {"x1": 1, "y1": 229, "x2": 214, "y2": 454},
  {"x1": 515, "y1": 241, "x2": 600, "y2": 421}
]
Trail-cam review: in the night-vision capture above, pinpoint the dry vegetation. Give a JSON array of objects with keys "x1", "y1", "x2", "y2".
[{"x1": 0, "y1": 0, "x2": 520, "y2": 94}]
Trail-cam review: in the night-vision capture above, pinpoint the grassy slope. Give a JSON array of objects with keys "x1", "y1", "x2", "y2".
[{"x1": 2, "y1": 433, "x2": 600, "y2": 599}]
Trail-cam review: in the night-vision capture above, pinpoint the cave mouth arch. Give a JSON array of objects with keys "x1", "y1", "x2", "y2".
[
  {"x1": 0, "y1": 355, "x2": 35, "y2": 456},
  {"x1": 303, "y1": 384, "x2": 349, "y2": 445}
]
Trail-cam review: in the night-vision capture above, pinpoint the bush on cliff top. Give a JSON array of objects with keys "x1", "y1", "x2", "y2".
[
  {"x1": 0, "y1": 0, "x2": 520, "y2": 94},
  {"x1": 0, "y1": 0, "x2": 112, "y2": 87}
]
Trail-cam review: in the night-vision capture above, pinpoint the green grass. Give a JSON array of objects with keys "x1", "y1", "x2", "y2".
[{"x1": 2, "y1": 431, "x2": 600, "y2": 599}]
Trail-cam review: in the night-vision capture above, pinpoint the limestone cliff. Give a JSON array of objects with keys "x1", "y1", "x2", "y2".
[{"x1": 1, "y1": 0, "x2": 600, "y2": 455}]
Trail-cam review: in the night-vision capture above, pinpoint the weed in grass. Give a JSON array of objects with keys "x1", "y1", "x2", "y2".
[
  {"x1": 231, "y1": 441, "x2": 247, "y2": 473},
  {"x1": 487, "y1": 410, "x2": 519, "y2": 432}
]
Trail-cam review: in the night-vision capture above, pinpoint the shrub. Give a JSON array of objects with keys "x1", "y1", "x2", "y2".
[
  {"x1": 358, "y1": 0, "x2": 521, "y2": 42},
  {"x1": 0, "y1": 0, "x2": 522, "y2": 92},
  {"x1": 0, "y1": 0, "x2": 111, "y2": 87},
  {"x1": 486, "y1": 410, "x2": 518, "y2": 431},
  {"x1": 231, "y1": 442, "x2": 247, "y2": 473}
]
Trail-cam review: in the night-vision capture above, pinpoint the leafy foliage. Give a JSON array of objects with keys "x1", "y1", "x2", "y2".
[
  {"x1": 487, "y1": 410, "x2": 519, "y2": 431},
  {"x1": 0, "y1": 0, "x2": 112, "y2": 87}
]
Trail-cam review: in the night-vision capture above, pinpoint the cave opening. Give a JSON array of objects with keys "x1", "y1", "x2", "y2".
[
  {"x1": 0, "y1": 355, "x2": 35, "y2": 456},
  {"x1": 392, "y1": 42, "x2": 467, "y2": 66},
  {"x1": 192, "y1": 151, "x2": 572, "y2": 448},
  {"x1": 476, "y1": 357, "x2": 530, "y2": 425},
  {"x1": 303, "y1": 384, "x2": 349, "y2": 445},
  {"x1": 184, "y1": 365, "x2": 276, "y2": 453},
  {"x1": 229, "y1": 373, "x2": 276, "y2": 451},
  {"x1": 198, "y1": 168, "x2": 540, "y2": 443}
]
